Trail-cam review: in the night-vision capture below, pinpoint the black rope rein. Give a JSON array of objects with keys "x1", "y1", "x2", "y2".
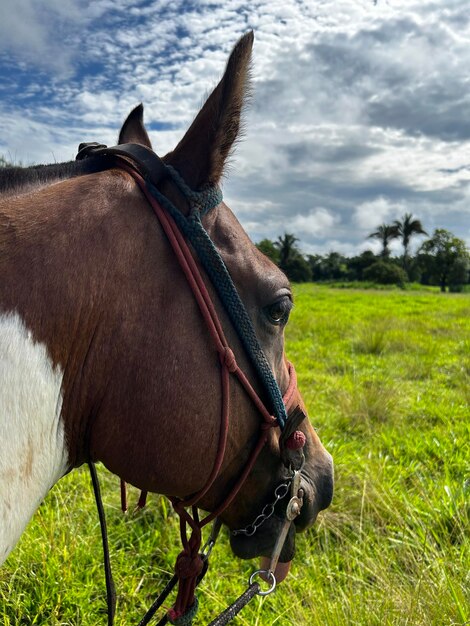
[{"x1": 88, "y1": 461, "x2": 117, "y2": 626}]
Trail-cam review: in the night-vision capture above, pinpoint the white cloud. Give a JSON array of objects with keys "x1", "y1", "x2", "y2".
[
  {"x1": 1, "y1": 0, "x2": 469, "y2": 254},
  {"x1": 354, "y1": 197, "x2": 404, "y2": 230},
  {"x1": 290, "y1": 208, "x2": 338, "y2": 238},
  {"x1": 0, "y1": 0, "x2": 88, "y2": 73}
]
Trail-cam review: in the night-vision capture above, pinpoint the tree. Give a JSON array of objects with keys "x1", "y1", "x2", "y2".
[
  {"x1": 393, "y1": 213, "x2": 427, "y2": 274},
  {"x1": 307, "y1": 252, "x2": 348, "y2": 281},
  {"x1": 363, "y1": 260, "x2": 408, "y2": 286},
  {"x1": 282, "y1": 256, "x2": 312, "y2": 282},
  {"x1": 256, "y1": 238, "x2": 280, "y2": 265},
  {"x1": 273, "y1": 233, "x2": 312, "y2": 282},
  {"x1": 322, "y1": 252, "x2": 348, "y2": 280},
  {"x1": 274, "y1": 233, "x2": 300, "y2": 268},
  {"x1": 347, "y1": 250, "x2": 377, "y2": 281},
  {"x1": 448, "y1": 257, "x2": 470, "y2": 291},
  {"x1": 367, "y1": 223, "x2": 399, "y2": 258},
  {"x1": 418, "y1": 229, "x2": 470, "y2": 292},
  {"x1": 307, "y1": 254, "x2": 325, "y2": 281}
]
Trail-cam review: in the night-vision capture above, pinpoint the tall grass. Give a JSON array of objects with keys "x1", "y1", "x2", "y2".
[{"x1": 1, "y1": 286, "x2": 469, "y2": 625}]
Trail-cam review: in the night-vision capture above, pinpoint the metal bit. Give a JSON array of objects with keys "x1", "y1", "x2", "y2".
[{"x1": 266, "y1": 469, "x2": 304, "y2": 576}]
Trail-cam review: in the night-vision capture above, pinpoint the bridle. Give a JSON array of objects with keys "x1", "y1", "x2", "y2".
[{"x1": 76, "y1": 142, "x2": 307, "y2": 625}]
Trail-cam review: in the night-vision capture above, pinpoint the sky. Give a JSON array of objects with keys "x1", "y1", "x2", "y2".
[{"x1": 0, "y1": 0, "x2": 469, "y2": 256}]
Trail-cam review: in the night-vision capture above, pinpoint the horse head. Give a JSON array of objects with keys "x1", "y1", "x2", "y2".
[
  {"x1": 101, "y1": 32, "x2": 334, "y2": 577},
  {"x1": 0, "y1": 33, "x2": 332, "y2": 589}
]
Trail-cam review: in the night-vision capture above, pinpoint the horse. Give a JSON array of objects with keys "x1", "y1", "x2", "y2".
[{"x1": 0, "y1": 32, "x2": 333, "y2": 622}]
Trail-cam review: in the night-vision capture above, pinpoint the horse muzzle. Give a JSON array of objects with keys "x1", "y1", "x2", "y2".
[
  {"x1": 293, "y1": 455, "x2": 334, "y2": 531},
  {"x1": 229, "y1": 455, "x2": 334, "y2": 569}
]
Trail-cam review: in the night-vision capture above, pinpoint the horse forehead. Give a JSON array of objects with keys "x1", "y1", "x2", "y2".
[
  {"x1": 232, "y1": 252, "x2": 289, "y2": 304},
  {"x1": 208, "y1": 202, "x2": 289, "y2": 296}
]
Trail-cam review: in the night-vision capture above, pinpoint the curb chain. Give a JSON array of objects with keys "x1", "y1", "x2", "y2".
[{"x1": 231, "y1": 477, "x2": 292, "y2": 537}]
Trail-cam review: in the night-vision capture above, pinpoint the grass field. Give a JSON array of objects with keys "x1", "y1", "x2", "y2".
[{"x1": 1, "y1": 286, "x2": 469, "y2": 625}]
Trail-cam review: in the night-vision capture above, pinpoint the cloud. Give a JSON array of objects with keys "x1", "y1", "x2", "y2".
[
  {"x1": 0, "y1": 0, "x2": 88, "y2": 73},
  {"x1": 290, "y1": 208, "x2": 338, "y2": 237},
  {"x1": 0, "y1": 0, "x2": 469, "y2": 255},
  {"x1": 354, "y1": 197, "x2": 401, "y2": 230}
]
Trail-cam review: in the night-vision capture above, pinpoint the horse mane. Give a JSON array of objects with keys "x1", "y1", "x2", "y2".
[{"x1": 0, "y1": 157, "x2": 110, "y2": 197}]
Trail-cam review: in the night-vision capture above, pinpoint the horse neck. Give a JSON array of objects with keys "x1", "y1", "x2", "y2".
[
  {"x1": 0, "y1": 310, "x2": 68, "y2": 564},
  {"x1": 0, "y1": 170, "x2": 137, "y2": 563},
  {"x1": 0, "y1": 158, "x2": 109, "y2": 200},
  {"x1": 0, "y1": 170, "x2": 267, "y2": 562}
]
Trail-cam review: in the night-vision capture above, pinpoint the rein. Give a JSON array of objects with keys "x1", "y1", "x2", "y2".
[{"x1": 76, "y1": 142, "x2": 306, "y2": 625}]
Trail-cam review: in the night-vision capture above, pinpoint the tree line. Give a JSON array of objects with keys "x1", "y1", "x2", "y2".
[
  {"x1": 0, "y1": 156, "x2": 468, "y2": 292},
  {"x1": 256, "y1": 213, "x2": 470, "y2": 292}
]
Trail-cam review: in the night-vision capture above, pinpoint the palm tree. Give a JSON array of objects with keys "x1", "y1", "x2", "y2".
[
  {"x1": 274, "y1": 233, "x2": 300, "y2": 269},
  {"x1": 367, "y1": 223, "x2": 399, "y2": 258},
  {"x1": 393, "y1": 213, "x2": 428, "y2": 272}
]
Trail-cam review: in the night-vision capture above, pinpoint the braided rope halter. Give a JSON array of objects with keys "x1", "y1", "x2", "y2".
[{"x1": 76, "y1": 143, "x2": 306, "y2": 625}]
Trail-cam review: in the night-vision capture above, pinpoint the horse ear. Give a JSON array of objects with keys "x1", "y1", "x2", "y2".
[
  {"x1": 165, "y1": 31, "x2": 253, "y2": 188},
  {"x1": 118, "y1": 103, "x2": 152, "y2": 148}
]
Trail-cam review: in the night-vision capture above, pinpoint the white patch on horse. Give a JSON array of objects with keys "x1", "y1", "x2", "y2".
[{"x1": 0, "y1": 312, "x2": 68, "y2": 565}]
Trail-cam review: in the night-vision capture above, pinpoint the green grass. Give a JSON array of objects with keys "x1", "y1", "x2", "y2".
[{"x1": 1, "y1": 286, "x2": 469, "y2": 625}]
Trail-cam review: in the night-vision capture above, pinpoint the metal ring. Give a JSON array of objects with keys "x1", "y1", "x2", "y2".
[
  {"x1": 289, "y1": 451, "x2": 306, "y2": 473},
  {"x1": 249, "y1": 570, "x2": 277, "y2": 596},
  {"x1": 201, "y1": 538, "x2": 215, "y2": 559}
]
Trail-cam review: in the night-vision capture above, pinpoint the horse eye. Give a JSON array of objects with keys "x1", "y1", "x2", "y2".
[{"x1": 266, "y1": 297, "x2": 292, "y2": 326}]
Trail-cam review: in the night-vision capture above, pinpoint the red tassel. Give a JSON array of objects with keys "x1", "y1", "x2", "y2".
[{"x1": 286, "y1": 430, "x2": 306, "y2": 450}]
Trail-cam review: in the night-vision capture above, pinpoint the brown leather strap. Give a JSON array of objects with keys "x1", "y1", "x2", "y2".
[{"x1": 76, "y1": 142, "x2": 169, "y2": 188}]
